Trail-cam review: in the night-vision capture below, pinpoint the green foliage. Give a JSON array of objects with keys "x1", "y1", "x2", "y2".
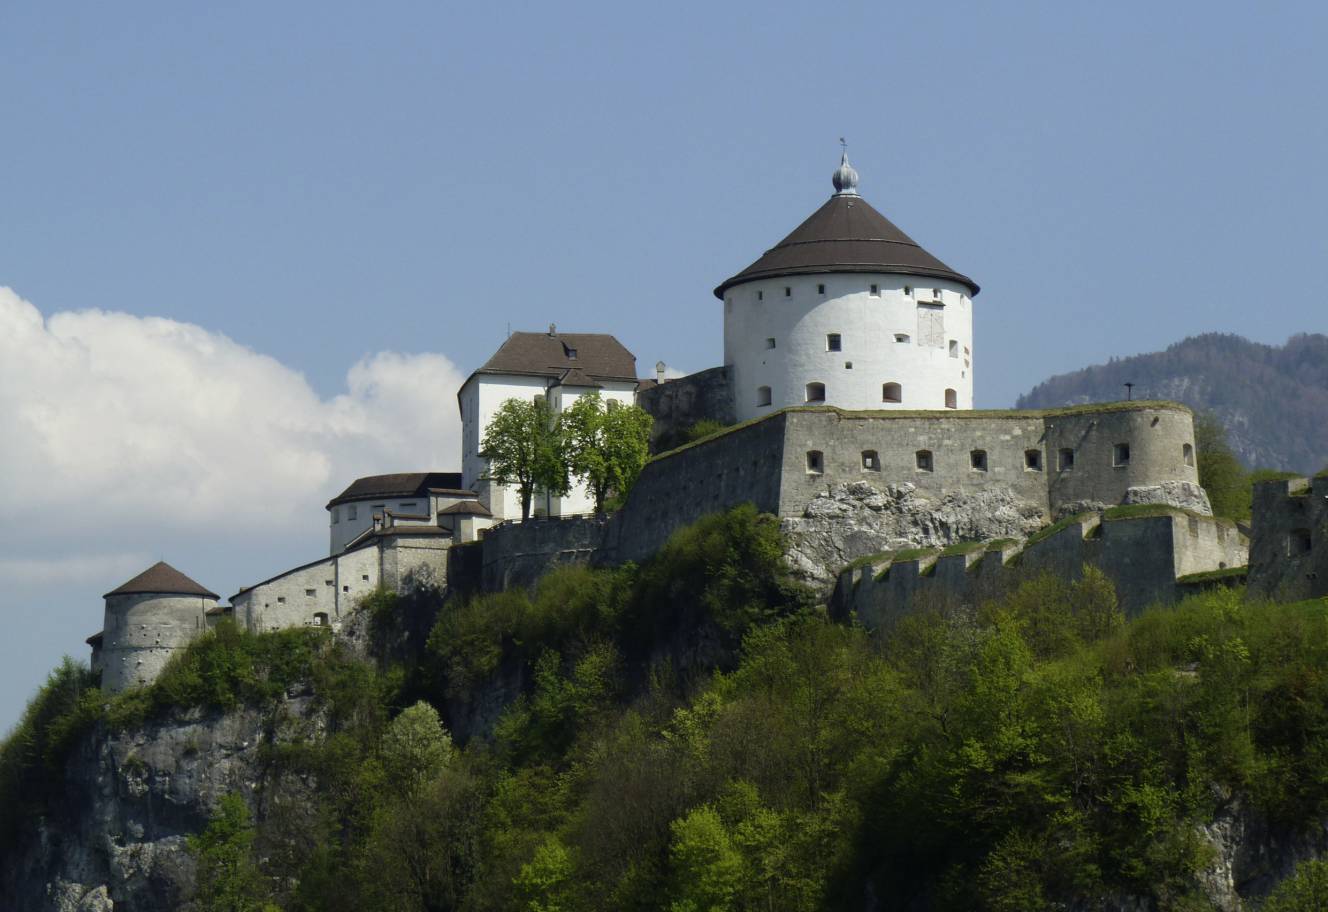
[
  {"x1": 0, "y1": 657, "x2": 101, "y2": 850},
  {"x1": 481, "y1": 396, "x2": 569, "y2": 520},
  {"x1": 380, "y1": 701, "x2": 454, "y2": 795},
  {"x1": 1195, "y1": 411, "x2": 1252, "y2": 520},
  {"x1": 106, "y1": 621, "x2": 331, "y2": 727},
  {"x1": 1263, "y1": 858, "x2": 1328, "y2": 911},
  {"x1": 625, "y1": 504, "x2": 816, "y2": 649},
  {"x1": 188, "y1": 793, "x2": 276, "y2": 912},
  {"x1": 561, "y1": 393, "x2": 654, "y2": 513},
  {"x1": 682, "y1": 419, "x2": 728, "y2": 444}
]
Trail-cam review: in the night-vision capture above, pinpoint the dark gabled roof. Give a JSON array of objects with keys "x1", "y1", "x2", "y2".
[
  {"x1": 470, "y1": 332, "x2": 637, "y2": 383},
  {"x1": 714, "y1": 192, "x2": 978, "y2": 298},
  {"x1": 326, "y1": 472, "x2": 464, "y2": 509},
  {"x1": 552, "y1": 367, "x2": 603, "y2": 389},
  {"x1": 104, "y1": 561, "x2": 219, "y2": 600},
  {"x1": 86, "y1": 631, "x2": 103, "y2": 647},
  {"x1": 438, "y1": 500, "x2": 493, "y2": 517}
]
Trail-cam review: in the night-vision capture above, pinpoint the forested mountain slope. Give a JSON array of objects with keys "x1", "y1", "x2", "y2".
[{"x1": 1016, "y1": 333, "x2": 1328, "y2": 473}]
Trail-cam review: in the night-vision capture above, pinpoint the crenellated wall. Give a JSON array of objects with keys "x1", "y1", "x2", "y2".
[{"x1": 832, "y1": 508, "x2": 1247, "y2": 628}]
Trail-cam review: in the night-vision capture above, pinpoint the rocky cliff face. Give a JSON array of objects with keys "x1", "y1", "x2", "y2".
[
  {"x1": 1, "y1": 693, "x2": 322, "y2": 912},
  {"x1": 781, "y1": 481, "x2": 1046, "y2": 589}
]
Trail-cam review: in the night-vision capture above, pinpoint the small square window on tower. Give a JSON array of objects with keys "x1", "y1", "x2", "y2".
[
  {"x1": 757, "y1": 290, "x2": 764, "y2": 301},
  {"x1": 818, "y1": 283, "x2": 826, "y2": 294},
  {"x1": 784, "y1": 286, "x2": 792, "y2": 297},
  {"x1": 826, "y1": 333, "x2": 842, "y2": 352},
  {"x1": 1113, "y1": 443, "x2": 1131, "y2": 467},
  {"x1": 869, "y1": 284, "x2": 880, "y2": 296},
  {"x1": 765, "y1": 337, "x2": 776, "y2": 349},
  {"x1": 806, "y1": 450, "x2": 824, "y2": 474},
  {"x1": 970, "y1": 450, "x2": 988, "y2": 472},
  {"x1": 1025, "y1": 449, "x2": 1043, "y2": 471},
  {"x1": 916, "y1": 450, "x2": 933, "y2": 472},
  {"x1": 1059, "y1": 448, "x2": 1075, "y2": 471}
]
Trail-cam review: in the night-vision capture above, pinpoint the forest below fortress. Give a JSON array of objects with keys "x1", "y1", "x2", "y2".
[{"x1": 7, "y1": 503, "x2": 1328, "y2": 910}]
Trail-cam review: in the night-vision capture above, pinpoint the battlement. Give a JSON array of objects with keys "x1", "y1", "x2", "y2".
[{"x1": 832, "y1": 507, "x2": 1247, "y2": 627}]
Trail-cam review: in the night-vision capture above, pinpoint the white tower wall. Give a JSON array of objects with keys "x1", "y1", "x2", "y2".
[
  {"x1": 724, "y1": 274, "x2": 974, "y2": 422},
  {"x1": 100, "y1": 592, "x2": 215, "y2": 693}
]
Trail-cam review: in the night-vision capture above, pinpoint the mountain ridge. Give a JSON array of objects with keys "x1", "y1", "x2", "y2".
[{"x1": 1015, "y1": 332, "x2": 1328, "y2": 473}]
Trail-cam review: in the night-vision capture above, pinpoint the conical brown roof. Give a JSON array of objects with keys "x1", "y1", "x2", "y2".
[
  {"x1": 714, "y1": 192, "x2": 978, "y2": 298},
  {"x1": 103, "y1": 561, "x2": 219, "y2": 600}
]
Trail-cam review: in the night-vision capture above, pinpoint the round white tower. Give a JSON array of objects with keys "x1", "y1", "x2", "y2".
[
  {"x1": 99, "y1": 561, "x2": 218, "y2": 693},
  {"x1": 716, "y1": 153, "x2": 980, "y2": 422}
]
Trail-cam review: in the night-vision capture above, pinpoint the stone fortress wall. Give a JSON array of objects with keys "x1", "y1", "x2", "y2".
[
  {"x1": 100, "y1": 593, "x2": 216, "y2": 693},
  {"x1": 231, "y1": 531, "x2": 450, "y2": 633},
  {"x1": 832, "y1": 509, "x2": 1248, "y2": 627},
  {"x1": 609, "y1": 401, "x2": 1201, "y2": 564},
  {"x1": 1247, "y1": 474, "x2": 1328, "y2": 602}
]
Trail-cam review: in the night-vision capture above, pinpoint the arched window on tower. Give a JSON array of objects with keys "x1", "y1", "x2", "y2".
[
  {"x1": 944, "y1": 388, "x2": 958, "y2": 409},
  {"x1": 882, "y1": 382, "x2": 902, "y2": 403},
  {"x1": 805, "y1": 382, "x2": 826, "y2": 403}
]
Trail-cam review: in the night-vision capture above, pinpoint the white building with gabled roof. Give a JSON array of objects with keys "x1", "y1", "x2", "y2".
[{"x1": 458, "y1": 325, "x2": 639, "y2": 519}]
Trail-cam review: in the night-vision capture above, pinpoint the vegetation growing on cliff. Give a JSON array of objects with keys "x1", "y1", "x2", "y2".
[{"x1": 9, "y1": 507, "x2": 1328, "y2": 909}]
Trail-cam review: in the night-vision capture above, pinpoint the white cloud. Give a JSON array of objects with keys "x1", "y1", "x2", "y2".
[{"x1": 0, "y1": 286, "x2": 466, "y2": 535}]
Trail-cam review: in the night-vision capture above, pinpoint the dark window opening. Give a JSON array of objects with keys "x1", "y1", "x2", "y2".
[
  {"x1": 862, "y1": 450, "x2": 880, "y2": 471},
  {"x1": 806, "y1": 451, "x2": 824, "y2": 474},
  {"x1": 944, "y1": 388, "x2": 958, "y2": 409},
  {"x1": 1059, "y1": 448, "x2": 1075, "y2": 471},
  {"x1": 1114, "y1": 443, "x2": 1131, "y2": 467},
  {"x1": 805, "y1": 382, "x2": 826, "y2": 402},
  {"x1": 756, "y1": 386, "x2": 772, "y2": 407},
  {"x1": 971, "y1": 450, "x2": 988, "y2": 472},
  {"x1": 1290, "y1": 528, "x2": 1313, "y2": 555},
  {"x1": 916, "y1": 450, "x2": 933, "y2": 472},
  {"x1": 882, "y1": 382, "x2": 902, "y2": 403},
  {"x1": 826, "y1": 333, "x2": 842, "y2": 352},
  {"x1": 1025, "y1": 449, "x2": 1042, "y2": 471}
]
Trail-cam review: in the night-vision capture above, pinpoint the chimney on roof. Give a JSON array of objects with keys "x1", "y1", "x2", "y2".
[
  {"x1": 548, "y1": 323, "x2": 557, "y2": 337},
  {"x1": 656, "y1": 361, "x2": 666, "y2": 384}
]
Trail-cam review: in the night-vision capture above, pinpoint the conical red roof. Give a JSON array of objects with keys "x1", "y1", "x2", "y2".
[{"x1": 103, "y1": 561, "x2": 219, "y2": 600}]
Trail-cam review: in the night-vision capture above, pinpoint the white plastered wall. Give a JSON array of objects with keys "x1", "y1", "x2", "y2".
[
  {"x1": 723, "y1": 274, "x2": 974, "y2": 422},
  {"x1": 461, "y1": 374, "x2": 638, "y2": 518},
  {"x1": 100, "y1": 593, "x2": 216, "y2": 693}
]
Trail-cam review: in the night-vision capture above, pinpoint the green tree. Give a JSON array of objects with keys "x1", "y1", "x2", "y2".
[
  {"x1": 188, "y1": 793, "x2": 273, "y2": 912},
  {"x1": 561, "y1": 393, "x2": 654, "y2": 514},
  {"x1": 1194, "y1": 411, "x2": 1250, "y2": 520},
  {"x1": 668, "y1": 805, "x2": 743, "y2": 912},
  {"x1": 481, "y1": 397, "x2": 569, "y2": 520},
  {"x1": 1263, "y1": 859, "x2": 1328, "y2": 911},
  {"x1": 381, "y1": 701, "x2": 454, "y2": 796}
]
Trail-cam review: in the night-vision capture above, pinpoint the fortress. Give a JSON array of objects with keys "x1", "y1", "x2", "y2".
[{"x1": 86, "y1": 152, "x2": 1313, "y2": 692}]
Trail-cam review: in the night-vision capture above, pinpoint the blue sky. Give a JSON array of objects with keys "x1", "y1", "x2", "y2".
[{"x1": 1, "y1": 1, "x2": 1325, "y2": 730}]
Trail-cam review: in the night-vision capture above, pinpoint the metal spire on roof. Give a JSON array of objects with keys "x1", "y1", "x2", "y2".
[{"x1": 832, "y1": 139, "x2": 859, "y2": 196}]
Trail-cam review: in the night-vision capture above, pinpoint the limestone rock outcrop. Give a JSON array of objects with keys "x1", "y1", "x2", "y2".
[
  {"x1": 1124, "y1": 480, "x2": 1213, "y2": 516},
  {"x1": 782, "y1": 481, "x2": 1046, "y2": 589},
  {"x1": 2, "y1": 694, "x2": 323, "y2": 912}
]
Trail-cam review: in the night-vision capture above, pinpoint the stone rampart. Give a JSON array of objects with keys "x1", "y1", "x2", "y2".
[
  {"x1": 1247, "y1": 475, "x2": 1328, "y2": 602},
  {"x1": 232, "y1": 531, "x2": 450, "y2": 633},
  {"x1": 479, "y1": 515, "x2": 611, "y2": 592},
  {"x1": 636, "y1": 366, "x2": 736, "y2": 452},
  {"x1": 832, "y1": 509, "x2": 1247, "y2": 628},
  {"x1": 612, "y1": 402, "x2": 1200, "y2": 567}
]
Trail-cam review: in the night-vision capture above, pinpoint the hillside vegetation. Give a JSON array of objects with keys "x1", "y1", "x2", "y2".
[
  {"x1": 7, "y1": 508, "x2": 1328, "y2": 909},
  {"x1": 1016, "y1": 332, "x2": 1328, "y2": 473}
]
